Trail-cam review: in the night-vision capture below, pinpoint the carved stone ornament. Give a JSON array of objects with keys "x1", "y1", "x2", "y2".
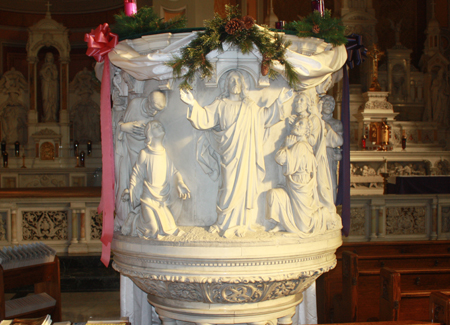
[
  {"x1": 33, "y1": 128, "x2": 58, "y2": 136},
  {"x1": 22, "y1": 210, "x2": 68, "y2": 240},
  {"x1": 361, "y1": 100, "x2": 393, "y2": 110}
]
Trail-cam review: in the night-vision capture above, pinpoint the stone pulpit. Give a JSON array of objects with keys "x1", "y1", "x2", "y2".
[{"x1": 107, "y1": 26, "x2": 347, "y2": 325}]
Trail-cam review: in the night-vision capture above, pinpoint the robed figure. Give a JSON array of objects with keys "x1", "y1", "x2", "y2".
[{"x1": 180, "y1": 70, "x2": 293, "y2": 238}]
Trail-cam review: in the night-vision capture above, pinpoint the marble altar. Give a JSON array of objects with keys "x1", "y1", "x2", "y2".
[{"x1": 107, "y1": 27, "x2": 346, "y2": 325}]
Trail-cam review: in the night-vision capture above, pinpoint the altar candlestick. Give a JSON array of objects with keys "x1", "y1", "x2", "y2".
[
  {"x1": 74, "y1": 141, "x2": 79, "y2": 157},
  {"x1": 14, "y1": 141, "x2": 20, "y2": 157},
  {"x1": 3, "y1": 151, "x2": 8, "y2": 168},
  {"x1": 87, "y1": 140, "x2": 92, "y2": 156},
  {"x1": 80, "y1": 151, "x2": 86, "y2": 167},
  {"x1": 124, "y1": 0, "x2": 137, "y2": 16}
]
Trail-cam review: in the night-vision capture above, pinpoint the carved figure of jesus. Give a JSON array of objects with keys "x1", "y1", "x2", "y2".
[
  {"x1": 180, "y1": 70, "x2": 293, "y2": 238},
  {"x1": 40, "y1": 52, "x2": 59, "y2": 122}
]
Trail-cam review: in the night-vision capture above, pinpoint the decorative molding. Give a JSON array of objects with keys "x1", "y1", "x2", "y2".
[
  {"x1": 113, "y1": 260, "x2": 334, "y2": 285},
  {"x1": 33, "y1": 128, "x2": 58, "y2": 136},
  {"x1": 117, "y1": 264, "x2": 321, "y2": 304}
]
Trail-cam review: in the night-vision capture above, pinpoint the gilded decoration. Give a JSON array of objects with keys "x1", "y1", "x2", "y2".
[
  {"x1": 386, "y1": 207, "x2": 426, "y2": 235},
  {"x1": 22, "y1": 210, "x2": 68, "y2": 240},
  {"x1": 40, "y1": 142, "x2": 55, "y2": 160},
  {"x1": 90, "y1": 210, "x2": 102, "y2": 239}
]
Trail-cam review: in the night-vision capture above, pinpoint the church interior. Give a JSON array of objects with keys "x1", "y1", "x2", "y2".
[{"x1": 1, "y1": 0, "x2": 450, "y2": 324}]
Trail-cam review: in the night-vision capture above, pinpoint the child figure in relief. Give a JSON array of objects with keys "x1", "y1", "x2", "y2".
[
  {"x1": 121, "y1": 120, "x2": 190, "y2": 239},
  {"x1": 266, "y1": 117, "x2": 330, "y2": 236}
]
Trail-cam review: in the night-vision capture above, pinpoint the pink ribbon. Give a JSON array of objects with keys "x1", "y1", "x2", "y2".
[{"x1": 85, "y1": 24, "x2": 118, "y2": 267}]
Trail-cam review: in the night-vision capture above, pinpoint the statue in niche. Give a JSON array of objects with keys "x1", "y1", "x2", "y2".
[
  {"x1": 430, "y1": 68, "x2": 450, "y2": 125},
  {"x1": 69, "y1": 68, "x2": 100, "y2": 142},
  {"x1": 289, "y1": 92, "x2": 336, "y2": 215},
  {"x1": 115, "y1": 90, "x2": 167, "y2": 231},
  {"x1": 320, "y1": 95, "x2": 343, "y2": 203},
  {"x1": 40, "y1": 53, "x2": 59, "y2": 122},
  {"x1": 389, "y1": 19, "x2": 403, "y2": 47},
  {"x1": 391, "y1": 64, "x2": 406, "y2": 102},
  {"x1": 0, "y1": 68, "x2": 28, "y2": 144},
  {"x1": 121, "y1": 120, "x2": 190, "y2": 239},
  {"x1": 180, "y1": 69, "x2": 293, "y2": 238},
  {"x1": 266, "y1": 118, "x2": 329, "y2": 235}
]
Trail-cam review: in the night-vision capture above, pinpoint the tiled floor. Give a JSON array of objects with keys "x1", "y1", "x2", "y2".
[{"x1": 61, "y1": 292, "x2": 121, "y2": 323}]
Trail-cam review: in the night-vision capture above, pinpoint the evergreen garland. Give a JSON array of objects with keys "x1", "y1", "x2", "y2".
[
  {"x1": 284, "y1": 10, "x2": 347, "y2": 46},
  {"x1": 112, "y1": 6, "x2": 187, "y2": 40},
  {"x1": 168, "y1": 5, "x2": 299, "y2": 90}
]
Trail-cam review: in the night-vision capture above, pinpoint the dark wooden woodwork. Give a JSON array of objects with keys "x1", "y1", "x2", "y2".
[
  {"x1": 0, "y1": 257, "x2": 61, "y2": 322},
  {"x1": 379, "y1": 267, "x2": 450, "y2": 322},
  {"x1": 430, "y1": 291, "x2": 450, "y2": 325},
  {"x1": 317, "y1": 241, "x2": 450, "y2": 323}
]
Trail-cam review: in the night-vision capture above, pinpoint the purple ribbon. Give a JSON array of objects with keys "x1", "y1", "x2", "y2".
[{"x1": 336, "y1": 34, "x2": 367, "y2": 236}]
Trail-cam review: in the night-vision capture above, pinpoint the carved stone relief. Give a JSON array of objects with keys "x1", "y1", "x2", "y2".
[
  {"x1": 90, "y1": 210, "x2": 102, "y2": 240},
  {"x1": 386, "y1": 207, "x2": 426, "y2": 235},
  {"x1": 350, "y1": 163, "x2": 384, "y2": 189},
  {"x1": 22, "y1": 210, "x2": 68, "y2": 240},
  {"x1": 0, "y1": 67, "x2": 28, "y2": 144},
  {"x1": 386, "y1": 162, "x2": 427, "y2": 176},
  {"x1": 22, "y1": 175, "x2": 66, "y2": 187},
  {"x1": 435, "y1": 160, "x2": 450, "y2": 175},
  {"x1": 350, "y1": 207, "x2": 366, "y2": 236}
]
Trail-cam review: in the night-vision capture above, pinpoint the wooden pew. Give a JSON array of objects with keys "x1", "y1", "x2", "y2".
[
  {"x1": 331, "y1": 250, "x2": 450, "y2": 323},
  {"x1": 379, "y1": 267, "x2": 450, "y2": 322},
  {"x1": 430, "y1": 291, "x2": 450, "y2": 325},
  {"x1": 317, "y1": 241, "x2": 450, "y2": 323}
]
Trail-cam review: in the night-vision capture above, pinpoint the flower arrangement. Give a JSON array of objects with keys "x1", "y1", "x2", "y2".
[
  {"x1": 112, "y1": 6, "x2": 187, "y2": 40},
  {"x1": 284, "y1": 10, "x2": 347, "y2": 46},
  {"x1": 168, "y1": 5, "x2": 299, "y2": 89}
]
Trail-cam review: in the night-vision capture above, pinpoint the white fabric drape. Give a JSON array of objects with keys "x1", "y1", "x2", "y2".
[{"x1": 108, "y1": 29, "x2": 346, "y2": 91}]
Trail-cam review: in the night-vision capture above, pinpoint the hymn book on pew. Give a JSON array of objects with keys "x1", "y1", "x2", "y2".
[{"x1": 0, "y1": 315, "x2": 51, "y2": 325}]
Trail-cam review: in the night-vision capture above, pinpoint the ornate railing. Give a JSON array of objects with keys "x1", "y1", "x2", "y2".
[
  {"x1": 345, "y1": 194, "x2": 450, "y2": 242},
  {"x1": 0, "y1": 187, "x2": 102, "y2": 253}
]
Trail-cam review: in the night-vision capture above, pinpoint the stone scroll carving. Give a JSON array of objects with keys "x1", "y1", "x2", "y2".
[{"x1": 180, "y1": 70, "x2": 293, "y2": 238}]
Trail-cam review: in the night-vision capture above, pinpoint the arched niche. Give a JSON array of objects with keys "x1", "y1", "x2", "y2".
[{"x1": 26, "y1": 11, "x2": 71, "y2": 123}]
